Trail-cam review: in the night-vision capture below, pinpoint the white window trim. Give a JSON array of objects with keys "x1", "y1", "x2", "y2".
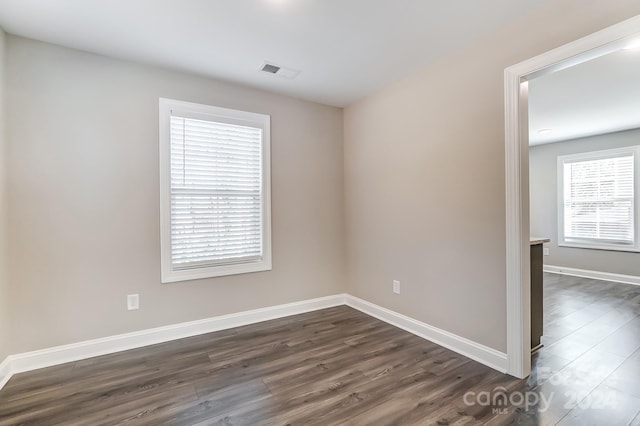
[
  {"x1": 557, "y1": 145, "x2": 640, "y2": 253},
  {"x1": 159, "y1": 98, "x2": 272, "y2": 283}
]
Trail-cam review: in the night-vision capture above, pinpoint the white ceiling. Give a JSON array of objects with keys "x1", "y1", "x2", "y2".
[
  {"x1": 529, "y1": 46, "x2": 640, "y2": 145},
  {"x1": 0, "y1": 0, "x2": 548, "y2": 107}
]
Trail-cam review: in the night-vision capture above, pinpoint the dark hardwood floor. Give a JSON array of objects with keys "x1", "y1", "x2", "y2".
[
  {"x1": 1, "y1": 273, "x2": 639, "y2": 425},
  {"x1": 0, "y1": 306, "x2": 520, "y2": 425},
  {"x1": 504, "y1": 273, "x2": 640, "y2": 425}
]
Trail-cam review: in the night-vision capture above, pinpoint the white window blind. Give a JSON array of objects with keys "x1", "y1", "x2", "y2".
[
  {"x1": 160, "y1": 99, "x2": 271, "y2": 282},
  {"x1": 170, "y1": 116, "x2": 263, "y2": 268},
  {"x1": 558, "y1": 147, "x2": 639, "y2": 251}
]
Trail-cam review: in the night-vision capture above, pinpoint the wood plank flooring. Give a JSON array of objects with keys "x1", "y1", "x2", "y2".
[
  {"x1": 1, "y1": 273, "x2": 639, "y2": 425},
  {"x1": 0, "y1": 307, "x2": 519, "y2": 425},
  {"x1": 502, "y1": 273, "x2": 640, "y2": 425}
]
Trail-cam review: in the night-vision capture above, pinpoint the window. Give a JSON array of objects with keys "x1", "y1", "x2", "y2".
[
  {"x1": 558, "y1": 146, "x2": 640, "y2": 252},
  {"x1": 159, "y1": 99, "x2": 271, "y2": 282}
]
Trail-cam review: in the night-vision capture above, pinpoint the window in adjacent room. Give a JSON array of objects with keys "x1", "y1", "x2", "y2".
[
  {"x1": 159, "y1": 99, "x2": 271, "y2": 282},
  {"x1": 558, "y1": 146, "x2": 640, "y2": 252}
]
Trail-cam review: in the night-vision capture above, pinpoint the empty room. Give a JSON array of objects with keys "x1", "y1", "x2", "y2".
[{"x1": 0, "y1": 1, "x2": 640, "y2": 425}]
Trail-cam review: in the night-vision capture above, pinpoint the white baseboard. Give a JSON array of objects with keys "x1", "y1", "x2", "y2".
[
  {"x1": 0, "y1": 357, "x2": 11, "y2": 390},
  {"x1": 0, "y1": 294, "x2": 347, "y2": 389},
  {"x1": 0, "y1": 292, "x2": 508, "y2": 391},
  {"x1": 345, "y1": 295, "x2": 508, "y2": 373},
  {"x1": 544, "y1": 265, "x2": 640, "y2": 286}
]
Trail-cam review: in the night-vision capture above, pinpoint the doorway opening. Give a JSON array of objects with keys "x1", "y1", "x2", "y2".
[{"x1": 504, "y1": 15, "x2": 640, "y2": 379}]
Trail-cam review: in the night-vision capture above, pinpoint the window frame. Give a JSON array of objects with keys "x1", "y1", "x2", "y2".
[
  {"x1": 557, "y1": 145, "x2": 640, "y2": 252},
  {"x1": 159, "y1": 98, "x2": 272, "y2": 283}
]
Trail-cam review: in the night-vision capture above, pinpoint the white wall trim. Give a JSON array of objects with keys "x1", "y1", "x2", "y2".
[
  {"x1": 544, "y1": 265, "x2": 640, "y2": 286},
  {"x1": 0, "y1": 357, "x2": 11, "y2": 390},
  {"x1": 345, "y1": 296, "x2": 508, "y2": 373},
  {"x1": 0, "y1": 294, "x2": 347, "y2": 389},
  {"x1": 504, "y1": 72, "x2": 531, "y2": 379},
  {"x1": 504, "y1": 14, "x2": 640, "y2": 379},
  {"x1": 0, "y1": 293, "x2": 509, "y2": 391}
]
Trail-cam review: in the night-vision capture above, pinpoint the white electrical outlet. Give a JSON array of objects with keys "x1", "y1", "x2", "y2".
[
  {"x1": 543, "y1": 248, "x2": 550, "y2": 256},
  {"x1": 393, "y1": 280, "x2": 401, "y2": 295},
  {"x1": 127, "y1": 294, "x2": 139, "y2": 310}
]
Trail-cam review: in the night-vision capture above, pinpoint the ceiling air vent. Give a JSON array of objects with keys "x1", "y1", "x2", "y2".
[
  {"x1": 260, "y1": 62, "x2": 300, "y2": 80},
  {"x1": 261, "y1": 63, "x2": 281, "y2": 74}
]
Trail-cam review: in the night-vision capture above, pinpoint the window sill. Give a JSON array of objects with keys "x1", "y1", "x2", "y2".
[
  {"x1": 558, "y1": 242, "x2": 640, "y2": 253},
  {"x1": 161, "y1": 259, "x2": 272, "y2": 283}
]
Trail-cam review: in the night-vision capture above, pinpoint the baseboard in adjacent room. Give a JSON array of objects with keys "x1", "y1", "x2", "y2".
[
  {"x1": 345, "y1": 295, "x2": 508, "y2": 373},
  {"x1": 544, "y1": 265, "x2": 640, "y2": 286}
]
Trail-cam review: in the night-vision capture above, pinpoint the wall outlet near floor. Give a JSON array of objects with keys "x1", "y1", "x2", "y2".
[
  {"x1": 127, "y1": 294, "x2": 139, "y2": 310},
  {"x1": 543, "y1": 248, "x2": 550, "y2": 256},
  {"x1": 393, "y1": 280, "x2": 401, "y2": 295}
]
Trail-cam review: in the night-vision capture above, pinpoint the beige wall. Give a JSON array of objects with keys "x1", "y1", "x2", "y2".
[
  {"x1": 530, "y1": 128, "x2": 640, "y2": 276},
  {"x1": 344, "y1": 1, "x2": 640, "y2": 352},
  {"x1": 5, "y1": 36, "x2": 345, "y2": 354},
  {"x1": 3, "y1": 2, "x2": 640, "y2": 360},
  {"x1": 0, "y1": 28, "x2": 8, "y2": 360}
]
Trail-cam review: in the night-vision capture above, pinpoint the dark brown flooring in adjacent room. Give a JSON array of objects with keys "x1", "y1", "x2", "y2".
[
  {"x1": 1, "y1": 273, "x2": 639, "y2": 425},
  {"x1": 516, "y1": 272, "x2": 640, "y2": 426}
]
